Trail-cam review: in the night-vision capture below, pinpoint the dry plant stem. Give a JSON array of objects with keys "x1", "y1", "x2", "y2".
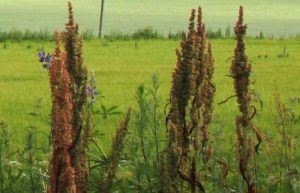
[
  {"x1": 166, "y1": 7, "x2": 214, "y2": 193},
  {"x1": 47, "y1": 42, "x2": 76, "y2": 193},
  {"x1": 167, "y1": 115, "x2": 181, "y2": 193},
  {"x1": 195, "y1": 42, "x2": 215, "y2": 186},
  {"x1": 217, "y1": 160, "x2": 229, "y2": 193},
  {"x1": 64, "y1": 2, "x2": 90, "y2": 192},
  {"x1": 160, "y1": 152, "x2": 172, "y2": 193},
  {"x1": 274, "y1": 91, "x2": 293, "y2": 193},
  {"x1": 101, "y1": 108, "x2": 132, "y2": 193},
  {"x1": 231, "y1": 6, "x2": 262, "y2": 193},
  {"x1": 178, "y1": 9, "x2": 196, "y2": 163},
  {"x1": 199, "y1": 42, "x2": 215, "y2": 166},
  {"x1": 48, "y1": 2, "x2": 90, "y2": 192},
  {"x1": 189, "y1": 7, "x2": 215, "y2": 192},
  {"x1": 190, "y1": 7, "x2": 206, "y2": 152},
  {"x1": 190, "y1": 158, "x2": 197, "y2": 193},
  {"x1": 167, "y1": 7, "x2": 215, "y2": 193},
  {"x1": 166, "y1": 9, "x2": 196, "y2": 192}
]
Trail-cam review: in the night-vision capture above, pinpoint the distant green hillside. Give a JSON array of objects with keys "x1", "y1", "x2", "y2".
[{"x1": 0, "y1": 0, "x2": 299, "y2": 36}]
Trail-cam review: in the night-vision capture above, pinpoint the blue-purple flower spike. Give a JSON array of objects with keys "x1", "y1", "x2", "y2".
[
  {"x1": 37, "y1": 50, "x2": 52, "y2": 70},
  {"x1": 87, "y1": 70, "x2": 98, "y2": 104}
]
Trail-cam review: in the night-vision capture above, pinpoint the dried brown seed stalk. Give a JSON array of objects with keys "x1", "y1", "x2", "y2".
[
  {"x1": 48, "y1": 2, "x2": 90, "y2": 192},
  {"x1": 48, "y1": 42, "x2": 76, "y2": 193},
  {"x1": 165, "y1": 7, "x2": 215, "y2": 193},
  {"x1": 199, "y1": 42, "x2": 215, "y2": 164},
  {"x1": 231, "y1": 6, "x2": 262, "y2": 193},
  {"x1": 166, "y1": 9, "x2": 196, "y2": 191},
  {"x1": 64, "y1": 2, "x2": 90, "y2": 192}
]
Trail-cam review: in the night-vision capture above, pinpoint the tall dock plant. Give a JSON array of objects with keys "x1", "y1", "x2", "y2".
[
  {"x1": 190, "y1": 6, "x2": 216, "y2": 181},
  {"x1": 48, "y1": 2, "x2": 90, "y2": 193},
  {"x1": 231, "y1": 6, "x2": 262, "y2": 193},
  {"x1": 199, "y1": 42, "x2": 215, "y2": 166},
  {"x1": 48, "y1": 41, "x2": 76, "y2": 193},
  {"x1": 166, "y1": 7, "x2": 215, "y2": 193},
  {"x1": 64, "y1": 2, "x2": 90, "y2": 193},
  {"x1": 166, "y1": 8, "x2": 195, "y2": 193}
]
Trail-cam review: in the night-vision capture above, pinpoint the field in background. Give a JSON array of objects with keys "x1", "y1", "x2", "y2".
[
  {"x1": 0, "y1": 39, "x2": 299, "y2": 149},
  {"x1": 0, "y1": 0, "x2": 300, "y2": 36},
  {"x1": 0, "y1": 1, "x2": 299, "y2": 192}
]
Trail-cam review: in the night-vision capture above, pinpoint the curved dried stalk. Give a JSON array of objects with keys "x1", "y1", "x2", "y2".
[{"x1": 231, "y1": 6, "x2": 262, "y2": 193}]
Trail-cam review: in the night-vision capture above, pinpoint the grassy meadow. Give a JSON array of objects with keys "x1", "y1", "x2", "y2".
[
  {"x1": 1, "y1": 0, "x2": 300, "y2": 36},
  {"x1": 0, "y1": 1, "x2": 300, "y2": 192},
  {"x1": 0, "y1": 39, "x2": 299, "y2": 150}
]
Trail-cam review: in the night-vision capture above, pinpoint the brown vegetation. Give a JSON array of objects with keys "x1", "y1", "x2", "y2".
[
  {"x1": 230, "y1": 6, "x2": 262, "y2": 193},
  {"x1": 48, "y1": 40, "x2": 76, "y2": 193},
  {"x1": 165, "y1": 7, "x2": 215, "y2": 193}
]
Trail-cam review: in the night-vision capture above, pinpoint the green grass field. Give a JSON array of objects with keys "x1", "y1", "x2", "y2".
[
  {"x1": 0, "y1": 39, "x2": 299, "y2": 150},
  {"x1": 0, "y1": 1, "x2": 300, "y2": 192},
  {"x1": 0, "y1": 0, "x2": 300, "y2": 36}
]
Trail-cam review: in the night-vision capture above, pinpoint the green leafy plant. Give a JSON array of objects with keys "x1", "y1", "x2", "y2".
[
  {"x1": 132, "y1": 26, "x2": 161, "y2": 40},
  {"x1": 0, "y1": 121, "x2": 21, "y2": 193},
  {"x1": 95, "y1": 105, "x2": 122, "y2": 119}
]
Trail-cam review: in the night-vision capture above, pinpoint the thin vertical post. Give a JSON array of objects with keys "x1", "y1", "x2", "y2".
[{"x1": 98, "y1": 0, "x2": 105, "y2": 38}]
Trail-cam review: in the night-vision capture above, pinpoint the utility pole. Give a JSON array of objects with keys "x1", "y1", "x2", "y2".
[{"x1": 98, "y1": 0, "x2": 105, "y2": 38}]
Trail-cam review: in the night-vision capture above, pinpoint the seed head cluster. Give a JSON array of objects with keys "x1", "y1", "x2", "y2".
[{"x1": 166, "y1": 7, "x2": 215, "y2": 193}]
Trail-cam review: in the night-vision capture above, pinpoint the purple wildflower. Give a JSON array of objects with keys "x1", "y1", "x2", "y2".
[
  {"x1": 37, "y1": 51, "x2": 45, "y2": 58},
  {"x1": 37, "y1": 51, "x2": 52, "y2": 70},
  {"x1": 87, "y1": 70, "x2": 98, "y2": 104}
]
